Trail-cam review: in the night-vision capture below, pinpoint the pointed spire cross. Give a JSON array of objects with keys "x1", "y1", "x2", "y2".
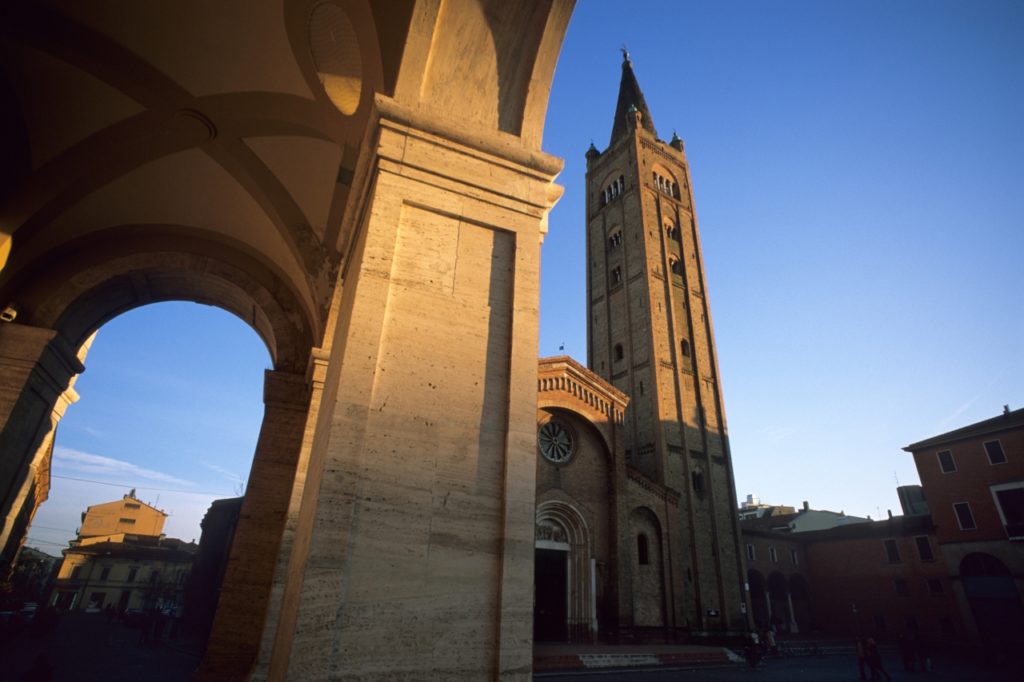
[{"x1": 609, "y1": 49, "x2": 658, "y2": 145}]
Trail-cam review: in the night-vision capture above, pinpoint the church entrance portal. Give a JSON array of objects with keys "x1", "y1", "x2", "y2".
[{"x1": 534, "y1": 548, "x2": 568, "y2": 642}]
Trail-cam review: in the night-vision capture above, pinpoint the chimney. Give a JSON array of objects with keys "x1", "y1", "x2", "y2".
[
  {"x1": 802, "y1": 500, "x2": 809, "y2": 511},
  {"x1": 1004, "y1": 404, "x2": 1011, "y2": 415},
  {"x1": 887, "y1": 509, "x2": 893, "y2": 520}
]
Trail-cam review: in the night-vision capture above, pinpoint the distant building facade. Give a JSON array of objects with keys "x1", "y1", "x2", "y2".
[
  {"x1": 903, "y1": 407, "x2": 1024, "y2": 647},
  {"x1": 801, "y1": 515, "x2": 959, "y2": 641},
  {"x1": 738, "y1": 494, "x2": 796, "y2": 521},
  {"x1": 7, "y1": 545, "x2": 59, "y2": 607},
  {"x1": 50, "y1": 493, "x2": 196, "y2": 612},
  {"x1": 741, "y1": 528, "x2": 810, "y2": 633}
]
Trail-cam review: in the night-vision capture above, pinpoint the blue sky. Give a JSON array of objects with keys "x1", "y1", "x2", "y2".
[{"x1": 26, "y1": 1, "x2": 1024, "y2": 554}]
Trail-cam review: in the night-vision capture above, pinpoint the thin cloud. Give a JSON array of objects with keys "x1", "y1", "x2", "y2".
[
  {"x1": 202, "y1": 462, "x2": 243, "y2": 483},
  {"x1": 936, "y1": 374, "x2": 1002, "y2": 430},
  {"x1": 53, "y1": 447, "x2": 194, "y2": 487}
]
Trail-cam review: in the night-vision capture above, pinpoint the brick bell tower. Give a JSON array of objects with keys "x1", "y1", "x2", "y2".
[{"x1": 585, "y1": 51, "x2": 748, "y2": 633}]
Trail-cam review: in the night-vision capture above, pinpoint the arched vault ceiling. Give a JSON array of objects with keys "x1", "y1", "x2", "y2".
[
  {"x1": 41, "y1": 149, "x2": 307, "y2": 304},
  {"x1": 0, "y1": 40, "x2": 144, "y2": 170},
  {"x1": 0, "y1": 0, "x2": 393, "y2": 339},
  {"x1": 43, "y1": 0, "x2": 314, "y2": 100},
  {"x1": 0, "y1": 0, "x2": 575, "y2": 345},
  {"x1": 244, "y1": 137, "x2": 344, "y2": 243}
]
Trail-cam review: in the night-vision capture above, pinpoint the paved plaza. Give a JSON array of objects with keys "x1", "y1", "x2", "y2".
[
  {"x1": 536, "y1": 651, "x2": 1018, "y2": 682},
  {"x1": 0, "y1": 611, "x2": 202, "y2": 681},
  {"x1": 1, "y1": 612, "x2": 1017, "y2": 682}
]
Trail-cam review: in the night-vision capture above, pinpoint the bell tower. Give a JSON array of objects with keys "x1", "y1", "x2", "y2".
[{"x1": 585, "y1": 53, "x2": 748, "y2": 632}]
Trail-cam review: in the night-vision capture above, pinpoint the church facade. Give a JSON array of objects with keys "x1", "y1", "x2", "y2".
[{"x1": 533, "y1": 56, "x2": 748, "y2": 642}]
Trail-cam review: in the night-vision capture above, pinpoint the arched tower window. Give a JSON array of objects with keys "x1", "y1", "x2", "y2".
[
  {"x1": 614, "y1": 343, "x2": 624, "y2": 361},
  {"x1": 637, "y1": 534, "x2": 649, "y2": 565},
  {"x1": 680, "y1": 339, "x2": 691, "y2": 358}
]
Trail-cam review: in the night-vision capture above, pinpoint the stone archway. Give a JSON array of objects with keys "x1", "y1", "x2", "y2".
[
  {"x1": 789, "y1": 573, "x2": 811, "y2": 633},
  {"x1": 2, "y1": 1, "x2": 575, "y2": 678},
  {"x1": 766, "y1": 571, "x2": 791, "y2": 632},
  {"x1": 960, "y1": 552, "x2": 1024, "y2": 647},
  {"x1": 535, "y1": 499, "x2": 593, "y2": 642},
  {"x1": 0, "y1": 242, "x2": 315, "y2": 678}
]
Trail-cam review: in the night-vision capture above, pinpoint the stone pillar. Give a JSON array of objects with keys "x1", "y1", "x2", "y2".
[
  {"x1": 786, "y1": 591, "x2": 799, "y2": 634},
  {"x1": 0, "y1": 323, "x2": 83, "y2": 569},
  {"x1": 267, "y1": 102, "x2": 562, "y2": 680},
  {"x1": 196, "y1": 369, "x2": 309, "y2": 681}
]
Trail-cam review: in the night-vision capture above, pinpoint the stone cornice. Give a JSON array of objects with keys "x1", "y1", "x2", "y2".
[{"x1": 538, "y1": 355, "x2": 628, "y2": 424}]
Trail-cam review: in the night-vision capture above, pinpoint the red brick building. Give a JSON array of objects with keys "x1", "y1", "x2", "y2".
[
  {"x1": 799, "y1": 515, "x2": 960, "y2": 641},
  {"x1": 903, "y1": 407, "x2": 1024, "y2": 647}
]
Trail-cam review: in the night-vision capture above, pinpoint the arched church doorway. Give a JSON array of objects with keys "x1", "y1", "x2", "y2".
[
  {"x1": 535, "y1": 500, "x2": 592, "y2": 642},
  {"x1": 534, "y1": 547, "x2": 568, "y2": 642},
  {"x1": 960, "y1": 553, "x2": 1024, "y2": 647}
]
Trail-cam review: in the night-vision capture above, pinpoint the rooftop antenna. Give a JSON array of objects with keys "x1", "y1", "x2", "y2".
[
  {"x1": 894, "y1": 471, "x2": 900, "y2": 486},
  {"x1": 620, "y1": 44, "x2": 630, "y2": 62}
]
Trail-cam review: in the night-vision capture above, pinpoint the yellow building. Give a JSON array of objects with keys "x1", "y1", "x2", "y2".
[
  {"x1": 51, "y1": 492, "x2": 196, "y2": 613},
  {"x1": 77, "y1": 491, "x2": 166, "y2": 542}
]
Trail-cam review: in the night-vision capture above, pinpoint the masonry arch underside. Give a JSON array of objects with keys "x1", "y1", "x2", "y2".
[{"x1": 13, "y1": 231, "x2": 314, "y2": 374}]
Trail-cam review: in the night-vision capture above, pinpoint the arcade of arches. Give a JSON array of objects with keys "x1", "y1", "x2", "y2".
[{"x1": 0, "y1": 2, "x2": 574, "y2": 679}]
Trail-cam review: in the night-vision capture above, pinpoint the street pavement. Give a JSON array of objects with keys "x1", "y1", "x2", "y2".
[
  {"x1": 0, "y1": 611, "x2": 202, "y2": 681},
  {"x1": 535, "y1": 651, "x2": 1018, "y2": 682}
]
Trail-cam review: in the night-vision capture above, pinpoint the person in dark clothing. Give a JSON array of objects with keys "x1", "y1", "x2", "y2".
[
  {"x1": 866, "y1": 637, "x2": 891, "y2": 681},
  {"x1": 856, "y1": 637, "x2": 868, "y2": 680}
]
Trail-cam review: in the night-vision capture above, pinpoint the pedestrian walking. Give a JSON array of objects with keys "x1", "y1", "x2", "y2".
[
  {"x1": 865, "y1": 637, "x2": 891, "y2": 682},
  {"x1": 745, "y1": 630, "x2": 762, "y2": 668},
  {"x1": 856, "y1": 637, "x2": 867, "y2": 680}
]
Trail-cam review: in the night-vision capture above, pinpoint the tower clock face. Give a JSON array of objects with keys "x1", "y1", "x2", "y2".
[{"x1": 538, "y1": 420, "x2": 575, "y2": 464}]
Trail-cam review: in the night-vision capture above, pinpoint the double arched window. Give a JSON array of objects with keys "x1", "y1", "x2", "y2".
[
  {"x1": 600, "y1": 175, "x2": 626, "y2": 207},
  {"x1": 652, "y1": 171, "x2": 680, "y2": 199}
]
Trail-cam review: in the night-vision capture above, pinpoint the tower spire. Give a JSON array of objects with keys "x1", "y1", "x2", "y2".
[{"x1": 609, "y1": 50, "x2": 657, "y2": 146}]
